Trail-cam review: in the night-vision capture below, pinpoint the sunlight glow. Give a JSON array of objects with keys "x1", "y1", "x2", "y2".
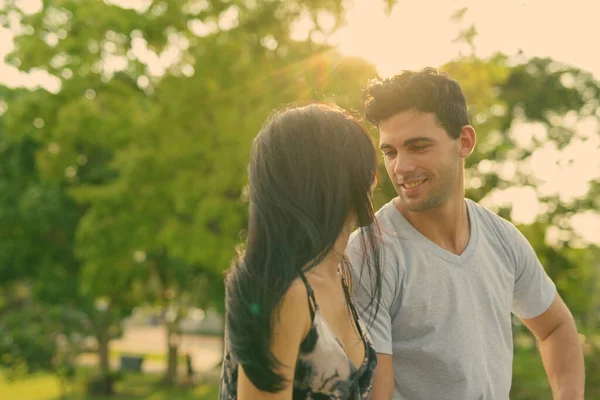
[
  {"x1": 332, "y1": 0, "x2": 459, "y2": 77},
  {"x1": 571, "y1": 212, "x2": 600, "y2": 245},
  {"x1": 15, "y1": 0, "x2": 42, "y2": 15},
  {"x1": 104, "y1": 0, "x2": 151, "y2": 13},
  {"x1": 332, "y1": 0, "x2": 600, "y2": 79}
]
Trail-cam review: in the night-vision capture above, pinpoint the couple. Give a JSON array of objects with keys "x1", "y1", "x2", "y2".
[{"x1": 219, "y1": 68, "x2": 585, "y2": 399}]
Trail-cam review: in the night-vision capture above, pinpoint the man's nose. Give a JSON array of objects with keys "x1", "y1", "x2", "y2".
[{"x1": 392, "y1": 155, "x2": 417, "y2": 176}]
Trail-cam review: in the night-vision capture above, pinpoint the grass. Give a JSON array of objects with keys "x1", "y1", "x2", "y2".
[
  {"x1": 79, "y1": 351, "x2": 186, "y2": 363},
  {"x1": 0, "y1": 370, "x2": 219, "y2": 400},
  {"x1": 1, "y1": 373, "x2": 62, "y2": 400}
]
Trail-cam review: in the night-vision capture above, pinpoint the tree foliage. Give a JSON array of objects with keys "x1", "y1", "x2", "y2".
[{"x1": 0, "y1": 1, "x2": 598, "y2": 397}]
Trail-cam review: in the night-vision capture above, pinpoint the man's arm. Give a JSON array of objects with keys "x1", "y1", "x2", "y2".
[
  {"x1": 370, "y1": 354, "x2": 394, "y2": 400},
  {"x1": 505, "y1": 219, "x2": 585, "y2": 399},
  {"x1": 521, "y1": 293, "x2": 585, "y2": 400}
]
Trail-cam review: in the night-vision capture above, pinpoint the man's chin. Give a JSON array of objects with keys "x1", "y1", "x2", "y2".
[
  {"x1": 405, "y1": 204, "x2": 429, "y2": 213},
  {"x1": 397, "y1": 196, "x2": 432, "y2": 213}
]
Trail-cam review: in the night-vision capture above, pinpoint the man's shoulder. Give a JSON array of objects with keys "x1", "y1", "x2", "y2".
[
  {"x1": 468, "y1": 198, "x2": 518, "y2": 238},
  {"x1": 467, "y1": 199, "x2": 531, "y2": 267},
  {"x1": 349, "y1": 200, "x2": 402, "y2": 245},
  {"x1": 374, "y1": 199, "x2": 405, "y2": 237},
  {"x1": 347, "y1": 199, "x2": 410, "y2": 266}
]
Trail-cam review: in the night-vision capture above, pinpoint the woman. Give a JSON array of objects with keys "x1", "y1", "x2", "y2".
[{"x1": 220, "y1": 103, "x2": 383, "y2": 399}]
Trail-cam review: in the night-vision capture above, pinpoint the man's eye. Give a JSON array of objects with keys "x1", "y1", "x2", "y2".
[
  {"x1": 412, "y1": 145, "x2": 428, "y2": 152},
  {"x1": 383, "y1": 151, "x2": 395, "y2": 157}
]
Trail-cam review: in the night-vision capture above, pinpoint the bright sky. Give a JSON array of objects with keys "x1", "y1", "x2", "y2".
[
  {"x1": 331, "y1": 0, "x2": 600, "y2": 80},
  {"x1": 0, "y1": 0, "x2": 598, "y2": 244}
]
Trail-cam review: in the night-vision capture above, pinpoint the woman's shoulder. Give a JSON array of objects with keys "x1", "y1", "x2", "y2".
[{"x1": 272, "y1": 277, "x2": 313, "y2": 337}]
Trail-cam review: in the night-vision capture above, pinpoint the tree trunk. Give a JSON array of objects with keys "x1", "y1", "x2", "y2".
[
  {"x1": 98, "y1": 328, "x2": 111, "y2": 375},
  {"x1": 89, "y1": 326, "x2": 114, "y2": 396},
  {"x1": 163, "y1": 322, "x2": 179, "y2": 386}
]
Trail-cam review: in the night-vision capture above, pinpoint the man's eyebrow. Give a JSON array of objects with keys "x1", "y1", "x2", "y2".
[
  {"x1": 379, "y1": 137, "x2": 436, "y2": 150},
  {"x1": 402, "y1": 137, "x2": 435, "y2": 147}
]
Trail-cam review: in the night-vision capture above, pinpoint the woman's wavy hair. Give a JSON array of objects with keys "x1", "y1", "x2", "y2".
[{"x1": 225, "y1": 103, "x2": 382, "y2": 392}]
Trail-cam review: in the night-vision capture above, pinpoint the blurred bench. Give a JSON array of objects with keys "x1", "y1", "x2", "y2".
[{"x1": 120, "y1": 354, "x2": 144, "y2": 372}]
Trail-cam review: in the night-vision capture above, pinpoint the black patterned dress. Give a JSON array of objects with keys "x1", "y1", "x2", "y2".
[{"x1": 220, "y1": 273, "x2": 378, "y2": 399}]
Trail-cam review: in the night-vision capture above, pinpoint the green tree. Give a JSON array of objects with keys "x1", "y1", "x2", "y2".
[
  {"x1": 1, "y1": 0, "x2": 383, "y2": 388},
  {"x1": 0, "y1": 87, "x2": 87, "y2": 399}
]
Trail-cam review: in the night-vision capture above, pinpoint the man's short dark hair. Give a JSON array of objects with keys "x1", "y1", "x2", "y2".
[{"x1": 363, "y1": 67, "x2": 469, "y2": 139}]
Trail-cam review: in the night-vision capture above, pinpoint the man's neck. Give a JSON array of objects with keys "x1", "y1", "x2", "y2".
[{"x1": 395, "y1": 192, "x2": 471, "y2": 256}]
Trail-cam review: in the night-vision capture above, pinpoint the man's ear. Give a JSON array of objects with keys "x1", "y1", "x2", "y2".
[{"x1": 458, "y1": 125, "x2": 476, "y2": 158}]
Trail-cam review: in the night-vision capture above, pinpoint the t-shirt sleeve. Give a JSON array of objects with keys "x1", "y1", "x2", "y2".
[
  {"x1": 509, "y1": 224, "x2": 557, "y2": 319},
  {"x1": 346, "y1": 233, "x2": 399, "y2": 355}
]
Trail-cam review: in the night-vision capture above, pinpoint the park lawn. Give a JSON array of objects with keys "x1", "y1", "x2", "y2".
[
  {"x1": 114, "y1": 351, "x2": 184, "y2": 362},
  {"x1": 0, "y1": 370, "x2": 219, "y2": 400},
  {"x1": 0, "y1": 373, "x2": 61, "y2": 400},
  {"x1": 79, "y1": 350, "x2": 187, "y2": 363}
]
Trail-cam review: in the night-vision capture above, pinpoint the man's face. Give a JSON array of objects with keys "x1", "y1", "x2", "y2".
[{"x1": 379, "y1": 110, "x2": 462, "y2": 212}]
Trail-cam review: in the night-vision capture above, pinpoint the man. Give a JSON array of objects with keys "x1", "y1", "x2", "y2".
[{"x1": 347, "y1": 68, "x2": 585, "y2": 400}]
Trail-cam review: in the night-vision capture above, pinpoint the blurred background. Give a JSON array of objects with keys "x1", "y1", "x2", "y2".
[{"x1": 0, "y1": 0, "x2": 598, "y2": 399}]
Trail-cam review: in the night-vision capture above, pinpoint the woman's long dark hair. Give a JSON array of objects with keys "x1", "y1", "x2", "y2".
[{"x1": 225, "y1": 103, "x2": 382, "y2": 393}]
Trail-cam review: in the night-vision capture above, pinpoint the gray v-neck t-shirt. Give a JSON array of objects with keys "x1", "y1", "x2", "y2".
[{"x1": 347, "y1": 198, "x2": 556, "y2": 400}]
